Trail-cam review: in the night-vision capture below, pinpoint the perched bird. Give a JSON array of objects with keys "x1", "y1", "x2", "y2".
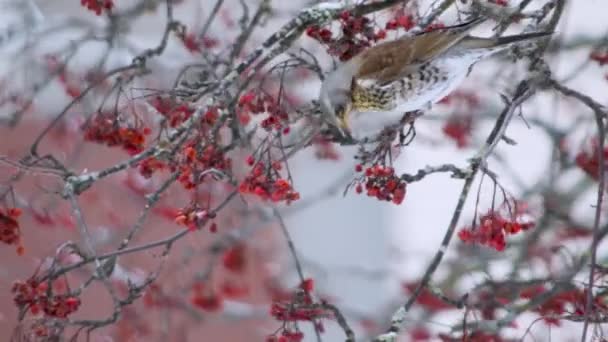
[{"x1": 318, "y1": 18, "x2": 550, "y2": 140}]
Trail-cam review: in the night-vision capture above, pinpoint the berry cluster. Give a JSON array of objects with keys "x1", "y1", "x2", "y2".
[
  {"x1": 590, "y1": 50, "x2": 608, "y2": 66},
  {"x1": 191, "y1": 282, "x2": 223, "y2": 312},
  {"x1": 239, "y1": 163, "x2": 300, "y2": 204},
  {"x1": 175, "y1": 142, "x2": 232, "y2": 189},
  {"x1": 137, "y1": 157, "x2": 167, "y2": 179},
  {"x1": 80, "y1": 0, "x2": 113, "y2": 15},
  {"x1": 1, "y1": 207, "x2": 23, "y2": 253},
  {"x1": 402, "y1": 282, "x2": 454, "y2": 312},
  {"x1": 222, "y1": 244, "x2": 246, "y2": 273},
  {"x1": 458, "y1": 209, "x2": 534, "y2": 251},
  {"x1": 180, "y1": 33, "x2": 219, "y2": 54},
  {"x1": 306, "y1": 11, "x2": 387, "y2": 61},
  {"x1": 267, "y1": 279, "x2": 322, "y2": 342},
  {"x1": 354, "y1": 164, "x2": 407, "y2": 204},
  {"x1": 439, "y1": 90, "x2": 481, "y2": 148},
  {"x1": 442, "y1": 115, "x2": 473, "y2": 148},
  {"x1": 266, "y1": 330, "x2": 304, "y2": 342},
  {"x1": 151, "y1": 96, "x2": 195, "y2": 127},
  {"x1": 12, "y1": 280, "x2": 80, "y2": 318},
  {"x1": 174, "y1": 204, "x2": 216, "y2": 232},
  {"x1": 83, "y1": 114, "x2": 151, "y2": 155},
  {"x1": 526, "y1": 286, "x2": 608, "y2": 325},
  {"x1": 489, "y1": 0, "x2": 509, "y2": 6},
  {"x1": 575, "y1": 140, "x2": 608, "y2": 180},
  {"x1": 238, "y1": 91, "x2": 289, "y2": 132},
  {"x1": 385, "y1": 13, "x2": 415, "y2": 31}
]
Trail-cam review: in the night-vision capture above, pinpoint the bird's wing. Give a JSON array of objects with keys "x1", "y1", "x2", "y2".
[{"x1": 354, "y1": 18, "x2": 485, "y2": 84}]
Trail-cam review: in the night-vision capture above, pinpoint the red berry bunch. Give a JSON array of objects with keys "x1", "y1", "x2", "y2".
[
  {"x1": 590, "y1": 50, "x2": 608, "y2": 66},
  {"x1": 270, "y1": 302, "x2": 327, "y2": 321},
  {"x1": 442, "y1": 115, "x2": 473, "y2": 148},
  {"x1": 137, "y1": 157, "x2": 167, "y2": 179},
  {"x1": 306, "y1": 11, "x2": 387, "y2": 61},
  {"x1": 41, "y1": 295, "x2": 81, "y2": 318},
  {"x1": 80, "y1": 0, "x2": 113, "y2": 15},
  {"x1": 12, "y1": 280, "x2": 80, "y2": 318},
  {"x1": 191, "y1": 282, "x2": 223, "y2": 312},
  {"x1": 354, "y1": 164, "x2": 407, "y2": 204},
  {"x1": 175, "y1": 143, "x2": 232, "y2": 189},
  {"x1": 83, "y1": 113, "x2": 151, "y2": 155},
  {"x1": 531, "y1": 287, "x2": 607, "y2": 325},
  {"x1": 179, "y1": 33, "x2": 219, "y2": 54},
  {"x1": 239, "y1": 162, "x2": 300, "y2": 204},
  {"x1": 576, "y1": 139, "x2": 608, "y2": 180},
  {"x1": 439, "y1": 90, "x2": 481, "y2": 148},
  {"x1": 174, "y1": 204, "x2": 216, "y2": 231},
  {"x1": 385, "y1": 13, "x2": 415, "y2": 31},
  {"x1": 269, "y1": 278, "x2": 326, "y2": 322},
  {"x1": 222, "y1": 244, "x2": 247, "y2": 273},
  {"x1": 458, "y1": 209, "x2": 534, "y2": 251},
  {"x1": 150, "y1": 96, "x2": 195, "y2": 128},
  {"x1": 220, "y1": 280, "x2": 249, "y2": 299},
  {"x1": 489, "y1": 0, "x2": 509, "y2": 6},
  {"x1": 238, "y1": 91, "x2": 289, "y2": 132},
  {"x1": 1, "y1": 207, "x2": 23, "y2": 253},
  {"x1": 266, "y1": 330, "x2": 304, "y2": 342}
]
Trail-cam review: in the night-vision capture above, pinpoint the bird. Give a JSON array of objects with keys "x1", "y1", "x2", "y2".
[{"x1": 318, "y1": 18, "x2": 551, "y2": 140}]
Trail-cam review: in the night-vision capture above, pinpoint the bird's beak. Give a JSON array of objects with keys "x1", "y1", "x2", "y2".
[{"x1": 337, "y1": 102, "x2": 352, "y2": 134}]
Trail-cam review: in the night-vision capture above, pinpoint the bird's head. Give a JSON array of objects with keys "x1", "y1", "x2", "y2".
[{"x1": 318, "y1": 63, "x2": 358, "y2": 135}]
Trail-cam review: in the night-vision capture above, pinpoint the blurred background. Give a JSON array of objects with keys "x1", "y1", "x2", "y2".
[{"x1": 1, "y1": 0, "x2": 608, "y2": 341}]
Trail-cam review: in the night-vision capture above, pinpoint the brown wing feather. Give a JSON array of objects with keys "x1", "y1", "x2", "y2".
[{"x1": 354, "y1": 18, "x2": 485, "y2": 83}]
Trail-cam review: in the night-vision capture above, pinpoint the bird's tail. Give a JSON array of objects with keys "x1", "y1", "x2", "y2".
[
  {"x1": 494, "y1": 31, "x2": 554, "y2": 46},
  {"x1": 461, "y1": 31, "x2": 553, "y2": 50}
]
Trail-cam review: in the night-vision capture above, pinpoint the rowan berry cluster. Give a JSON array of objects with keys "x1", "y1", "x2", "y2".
[
  {"x1": 590, "y1": 50, "x2": 608, "y2": 65},
  {"x1": 174, "y1": 204, "x2": 216, "y2": 231},
  {"x1": 239, "y1": 161, "x2": 300, "y2": 204},
  {"x1": 137, "y1": 157, "x2": 167, "y2": 179},
  {"x1": 575, "y1": 139, "x2": 608, "y2": 180},
  {"x1": 489, "y1": 0, "x2": 509, "y2": 6},
  {"x1": 1, "y1": 207, "x2": 22, "y2": 253},
  {"x1": 385, "y1": 13, "x2": 415, "y2": 31},
  {"x1": 80, "y1": 0, "x2": 113, "y2": 15},
  {"x1": 520, "y1": 285, "x2": 608, "y2": 325},
  {"x1": 306, "y1": 11, "x2": 387, "y2": 61},
  {"x1": 151, "y1": 96, "x2": 195, "y2": 127},
  {"x1": 353, "y1": 164, "x2": 407, "y2": 204},
  {"x1": 266, "y1": 330, "x2": 304, "y2": 342},
  {"x1": 222, "y1": 244, "x2": 246, "y2": 273},
  {"x1": 458, "y1": 209, "x2": 534, "y2": 251},
  {"x1": 83, "y1": 114, "x2": 151, "y2": 155},
  {"x1": 175, "y1": 142, "x2": 232, "y2": 189},
  {"x1": 267, "y1": 279, "x2": 324, "y2": 342},
  {"x1": 191, "y1": 289, "x2": 223, "y2": 312},
  {"x1": 442, "y1": 115, "x2": 473, "y2": 148},
  {"x1": 238, "y1": 91, "x2": 290, "y2": 132},
  {"x1": 12, "y1": 280, "x2": 80, "y2": 318},
  {"x1": 179, "y1": 33, "x2": 219, "y2": 54}
]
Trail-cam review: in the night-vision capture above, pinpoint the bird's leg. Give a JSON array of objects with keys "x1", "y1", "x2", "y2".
[
  {"x1": 397, "y1": 111, "x2": 421, "y2": 146},
  {"x1": 398, "y1": 123, "x2": 416, "y2": 146}
]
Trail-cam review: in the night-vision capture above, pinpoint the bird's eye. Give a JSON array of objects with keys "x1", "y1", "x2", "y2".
[{"x1": 335, "y1": 104, "x2": 346, "y2": 117}]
